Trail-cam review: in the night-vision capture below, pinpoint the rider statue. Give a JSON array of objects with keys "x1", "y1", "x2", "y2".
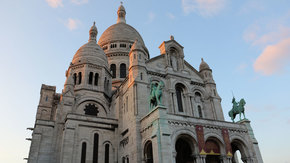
[
  {"x1": 149, "y1": 79, "x2": 164, "y2": 111},
  {"x1": 229, "y1": 97, "x2": 247, "y2": 122}
]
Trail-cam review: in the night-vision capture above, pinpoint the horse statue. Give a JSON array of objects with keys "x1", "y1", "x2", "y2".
[
  {"x1": 149, "y1": 80, "x2": 164, "y2": 111},
  {"x1": 228, "y1": 97, "x2": 246, "y2": 122}
]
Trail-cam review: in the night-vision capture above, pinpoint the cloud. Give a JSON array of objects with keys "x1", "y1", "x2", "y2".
[
  {"x1": 239, "y1": 1, "x2": 265, "y2": 15},
  {"x1": 147, "y1": 12, "x2": 156, "y2": 23},
  {"x1": 181, "y1": 0, "x2": 227, "y2": 17},
  {"x1": 254, "y1": 38, "x2": 290, "y2": 75},
  {"x1": 46, "y1": 0, "x2": 63, "y2": 8},
  {"x1": 64, "y1": 18, "x2": 81, "y2": 31},
  {"x1": 244, "y1": 15, "x2": 290, "y2": 76},
  {"x1": 71, "y1": 0, "x2": 88, "y2": 5},
  {"x1": 236, "y1": 63, "x2": 247, "y2": 72},
  {"x1": 253, "y1": 27, "x2": 290, "y2": 46},
  {"x1": 167, "y1": 13, "x2": 176, "y2": 20}
]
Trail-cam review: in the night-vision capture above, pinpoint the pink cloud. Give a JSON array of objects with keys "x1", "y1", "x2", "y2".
[
  {"x1": 253, "y1": 27, "x2": 290, "y2": 46},
  {"x1": 65, "y1": 18, "x2": 81, "y2": 31},
  {"x1": 254, "y1": 38, "x2": 290, "y2": 75},
  {"x1": 46, "y1": 0, "x2": 63, "y2": 8},
  {"x1": 182, "y1": 0, "x2": 227, "y2": 17}
]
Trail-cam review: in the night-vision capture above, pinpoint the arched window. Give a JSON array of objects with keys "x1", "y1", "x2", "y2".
[
  {"x1": 94, "y1": 73, "x2": 99, "y2": 86},
  {"x1": 110, "y1": 64, "x2": 116, "y2": 78},
  {"x1": 144, "y1": 141, "x2": 153, "y2": 163},
  {"x1": 126, "y1": 157, "x2": 129, "y2": 163},
  {"x1": 140, "y1": 73, "x2": 143, "y2": 80},
  {"x1": 198, "y1": 105, "x2": 203, "y2": 118},
  {"x1": 195, "y1": 92, "x2": 202, "y2": 103},
  {"x1": 78, "y1": 72, "x2": 82, "y2": 84},
  {"x1": 105, "y1": 144, "x2": 109, "y2": 163},
  {"x1": 120, "y1": 63, "x2": 126, "y2": 78},
  {"x1": 93, "y1": 133, "x2": 99, "y2": 163},
  {"x1": 73, "y1": 73, "x2": 77, "y2": 85},
  {"x1": 175, "y1": 84, "x2": 185, "y2": 112},
  {"x1": 89, "y1": 72, "x2": 93, "y2": 85},
  {"x1": 122, "y1": 157, "x2": 126, "y2": 163},
  {"x1": 81, "y1": 142, "x2": 86, "y2": 163}
]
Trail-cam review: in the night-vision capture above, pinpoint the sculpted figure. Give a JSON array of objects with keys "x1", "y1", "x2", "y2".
[
  {"x1": 228, "y1": 97, "x2": 246, "y2": 122},
  {"x1": 149, "y1": 80, "x2": 164, "y2": 111}
]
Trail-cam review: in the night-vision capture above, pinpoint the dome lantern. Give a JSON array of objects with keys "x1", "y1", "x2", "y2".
[
  {"x1": 117, "y1": 2, "x2": 126, "y2": 23},
  {"x1": 89, "y1": 22, "x2": 98, "y2": 42}
]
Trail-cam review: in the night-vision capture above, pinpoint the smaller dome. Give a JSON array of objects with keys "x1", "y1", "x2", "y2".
[
  {"x1": 199, "y1": 58, "x2": 210, "y2": 71},
  {"x1": 130, "y1": 39, "x2": 143, "y2": 52},
  {"x1": 72, "y1": 23, "x2": 108, "y2": 67}
]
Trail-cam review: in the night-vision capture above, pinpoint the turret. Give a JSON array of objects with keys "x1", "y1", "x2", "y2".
[
  {"x1": 199, "y1": 58, "x2": 224, "y2": 120},
  {"x1": 128, "y1": 39, "x2": 147, "y2": 83}
]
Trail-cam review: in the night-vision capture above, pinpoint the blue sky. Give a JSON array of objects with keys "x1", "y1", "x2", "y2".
[{"x1": 0, "y1": 0, "x2": 289, "y2": 162}]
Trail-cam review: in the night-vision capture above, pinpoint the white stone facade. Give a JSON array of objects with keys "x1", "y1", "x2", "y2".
[{"x1": 27, "y1": 4, "x2": 263, "y2": 163}]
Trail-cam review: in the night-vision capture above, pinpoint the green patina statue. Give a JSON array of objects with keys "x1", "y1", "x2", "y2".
[
  {"x1": 149, "y1": 80, "x2": 164, "y2": 111},
  {"x1": 228, "y1": 97, "x2": 246, "y2": 122}
]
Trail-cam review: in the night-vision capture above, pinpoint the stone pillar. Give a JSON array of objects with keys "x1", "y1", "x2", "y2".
[
  {"x1": 194, "y1": 155, "x2": 206, "y2": 163},
  {"x1": 172, "y1": 151, "x2": 177, "y2": 163},
  {"x1": 147, "y1": 106, "x2": 171, "y2": 163},
  {"x1": 226, "y1": 155, "x2": 233, "y2": 163},
  {"x1": 238, "y1": 120, "x2": 263, "y2": 163}
]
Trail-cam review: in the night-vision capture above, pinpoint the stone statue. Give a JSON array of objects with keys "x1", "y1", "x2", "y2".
[
  {"x1": 149, "y1": 80, "x2": 165, "y2": 111},
  {"x1": 228, "y1": 97, "x2": 246, "y2": 122}
]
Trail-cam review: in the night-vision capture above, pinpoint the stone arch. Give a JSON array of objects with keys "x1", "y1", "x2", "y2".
[
  {"x1": 204, "y1": 134, "x2": 225, "y2": 163},
  {"x1": 230, "y1": 135, "x2": 251, "y2": 162},
  {"x1": 166, "y1": 44, "x2": 184, "y2": 57},
  {"x1": 174, "y1": 133, "x2": 198, "y2": 163},
  {"x1": 102, "y1": 140, "x2": 113, "y2": 163},
  {"x1": 80, "y1": 140, "x2": 88, "y2": 163},
  {"x1": 75, "y1": 97, "x2": 109, "y2": 116},
  {"x1": 148, "y1": 77, "x2": 166, "y2": 87},
  {"x1": 144, "y1": 140, "x2": 154, "y2": 163},
  {"x1": 171, "y1": 129, "x2": 198, "y2": 163},
  {"x1": 171, "y1": 80, "x2": 189, "y2": 93},
  {"x1": 192, "y1": 88, "x2": 205, "y2": 100}
]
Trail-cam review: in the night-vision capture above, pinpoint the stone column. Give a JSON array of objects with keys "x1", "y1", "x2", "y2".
[
  {"x1": 172, "y1": 151, "x2": 177, "y2": 163},
  {"x1": 219, "y1": 155, "x2": 232, "y2": 163},
  {"x1": 238, "y1": 120, "x2": 263, "y2": 163},
  {"x1": 195, "y1": 155, "x2": 206, "y2": 163},
  {"x1": 226, "y1": 156, "x2": 233, "y2": 163}
]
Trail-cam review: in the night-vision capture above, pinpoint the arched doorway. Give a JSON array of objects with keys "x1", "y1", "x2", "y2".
[
  {"x1": 231, "y1": 139, "x2": 249, "y2": 163},
  {"x1": 144, "y1": 141, "x2": 153, "y2": 163},
  {"x1": 205, "y1": 139, "x2": 221, "y2": 163},
  {"x1": 175, "y1": 137, "x2": 194, "y2": 163}
]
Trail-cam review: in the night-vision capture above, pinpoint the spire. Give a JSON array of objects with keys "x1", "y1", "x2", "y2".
[
  {"x1": 89, "y1": 21, "x2": 98, "y2": 42},
  {"x1": 117, "y1": 2, "x2": 126, "y2": 23}
]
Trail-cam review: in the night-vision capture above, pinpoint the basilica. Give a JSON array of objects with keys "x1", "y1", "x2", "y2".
[{"x1": 27, "y1": 4, "x2": 263, "y2": 163}]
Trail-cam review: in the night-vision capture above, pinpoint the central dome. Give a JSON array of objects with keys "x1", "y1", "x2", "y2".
[{"x1": 98, "y1": 23, "x2": 145, "y2": 46}]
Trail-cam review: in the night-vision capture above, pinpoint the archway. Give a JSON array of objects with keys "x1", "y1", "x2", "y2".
[
  {"x1": 205, "y1": 139, "x2": 221, "y2": 163},
  {"x1": 231, "y1": 139, "x2": 249, "y2": 163},
  {"x1": 144, "y1": 141, "x2": 153, "y2": 163},
  {"x1": 175, "y1": 137, "x2": 194, "y2": 163}
]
